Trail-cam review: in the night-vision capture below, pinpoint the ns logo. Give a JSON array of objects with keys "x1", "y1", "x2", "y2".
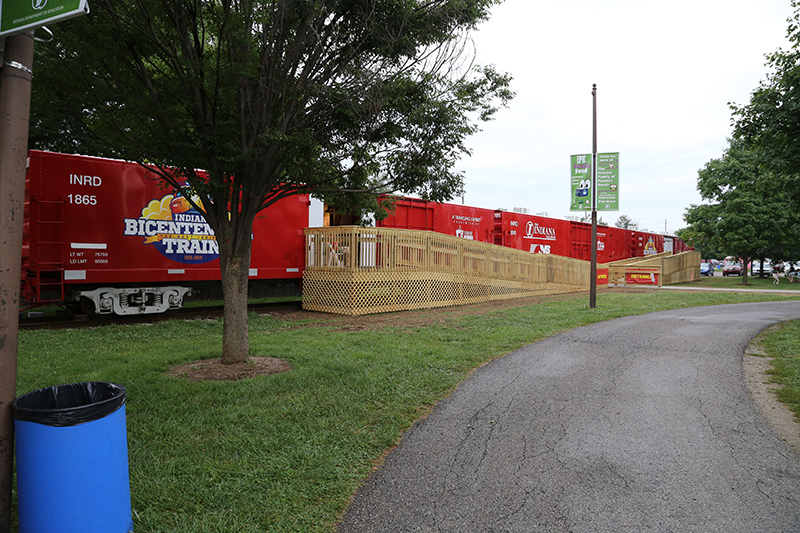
[{"x1": 32, "y1": 0, "x2": 47, "y2": 9}]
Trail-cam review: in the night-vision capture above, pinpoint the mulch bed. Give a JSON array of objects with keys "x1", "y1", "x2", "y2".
[{"x1": 169, "y1": 356, "x2": 291, "y2": 382}]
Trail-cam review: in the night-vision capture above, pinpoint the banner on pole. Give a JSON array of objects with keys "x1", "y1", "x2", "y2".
[
  {"x1": 570, "y1": 154, "x2": 592, "y2": 211},
  {"x1": 596, "y1": 152, "x2": 619, "y2": 211},
  {"x1": 1, "y1": 0, "x2": 89, "y2": 37}
]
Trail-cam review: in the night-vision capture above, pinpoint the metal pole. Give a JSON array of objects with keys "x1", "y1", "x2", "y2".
[
  {"x1": 590, "y1": 84, "x2": 597, "y2": 309},
  {"x1": 0, "y1": 30, "x2": 34, "y2": 533}
]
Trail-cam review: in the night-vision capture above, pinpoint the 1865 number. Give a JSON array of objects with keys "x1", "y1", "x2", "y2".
[{"x1": 67, "y1": 194, "x2": 97, "y2": 205}]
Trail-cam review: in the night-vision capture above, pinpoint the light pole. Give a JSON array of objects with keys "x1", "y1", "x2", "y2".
[
  {"x1": 590, "y1": 84, "x2": 597, "y2": 309},
  {"x1": 0, "y1": 31, "x2": 35, "y2": 533}
]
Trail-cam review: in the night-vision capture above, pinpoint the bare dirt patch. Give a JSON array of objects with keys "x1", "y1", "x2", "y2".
[
  {"x1": 169, "y1": 356, "x2": 291, "y2": 382},
  {"x1": 275, "y1": 289, "x2": 646, "y2": 332},
  {"x1": 170, "y1": 288, "x2": 642, "y2": 381}
]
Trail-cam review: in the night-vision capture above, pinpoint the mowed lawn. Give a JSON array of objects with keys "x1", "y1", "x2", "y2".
[{"x1": 16, "y1": 289, "x2": 800, "y2": 532}]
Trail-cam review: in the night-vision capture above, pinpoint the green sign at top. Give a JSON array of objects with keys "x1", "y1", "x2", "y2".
[
  {"x1": 596, "y1": 152, "x2": 619, "y2": 211},
  {"x1": 570, "y1": 152, "x2": 619, "y2": 212},
  {"x1": 570, "y1": 153, "x2": 592, "y2": 211},
  {"x1": 1, "y1": 0, "x2": 88, "y2": 37}
]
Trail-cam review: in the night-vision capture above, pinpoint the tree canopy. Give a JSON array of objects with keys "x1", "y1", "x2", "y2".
[
  {"x1": 31, "y1": 0, "x2": 514, "y2": 362},
  {"x1": 673, "y1": 226, "x2": 720, "y2": 260},
  {"x1": 33, "y1": 0, "x2": 512, "y2": 209},
  {"x1": 684, "y1": 1, "x2": 800, "y2": 275},
  {"x1": 684, "y1": 139, "x2": 793, "y2": 282},
  {"x1": 732, "y1": 0, "x2": 800, "y2": 189}
]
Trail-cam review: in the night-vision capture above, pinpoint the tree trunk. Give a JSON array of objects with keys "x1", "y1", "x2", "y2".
[{"x1": 218, "y1": 225, "x2": 253, "y2": 364}]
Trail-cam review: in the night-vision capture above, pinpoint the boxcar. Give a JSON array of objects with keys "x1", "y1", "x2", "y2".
[
  {"x1": 21, "y1": 151, "x2": 315, "y2": 315},
  {"x1": 492, "y1": 211, "x2": 640, "y2": 263},
  {"x1": 377, "y1": 196, "x2": 689, "y2": 262},
  {"x1": 377, "y1": 196, "x2": 496, "y2": 242}
]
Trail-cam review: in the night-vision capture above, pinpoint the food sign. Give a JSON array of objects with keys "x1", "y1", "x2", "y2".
[{"x1": 570, "y1": 154, "x2": 592, "y2": 211}]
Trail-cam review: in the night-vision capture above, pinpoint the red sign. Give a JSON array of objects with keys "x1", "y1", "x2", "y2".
[
  {"x1": 597, "y1": 268, "x2": 609, "y2": 285},
  {"x1": 625, "y1": 269, "x2": 659, "y2": 285}
]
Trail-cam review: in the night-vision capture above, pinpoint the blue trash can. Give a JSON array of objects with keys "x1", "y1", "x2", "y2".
[{"x1": 12, "y1": 382, "x2": 133, "y2": 533}]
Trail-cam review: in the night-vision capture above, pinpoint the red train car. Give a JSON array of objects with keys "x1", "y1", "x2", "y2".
[
  {"x1": 629, "y1": 230, "x2": 662, "y2": 258},
  {"x1": 377, "y1": 197, "x2": 495, "y2": 242},
  {"x1": 492, "y1": 211, "x2": 640, "y2": 263},
  {"x1": 377, "y1": 196, "x2": 689, "y2": 262},
  {"x1": 492, "y1": 211, "x2": 572, "y2": 256},
  {"x1": 22, "y1": 150, "x2": 313, "y2": 315}
]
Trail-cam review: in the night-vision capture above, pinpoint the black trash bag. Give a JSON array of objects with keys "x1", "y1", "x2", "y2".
[{"x1": 12, "y1": 382, "x2": 126, "y2": 427}]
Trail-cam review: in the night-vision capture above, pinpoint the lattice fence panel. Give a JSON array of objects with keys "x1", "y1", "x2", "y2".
[{"x1": 303, "y1": 227, "x2": 590, "y2": 316}]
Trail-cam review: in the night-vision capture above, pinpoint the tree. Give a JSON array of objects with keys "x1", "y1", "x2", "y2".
[
  {"x1": 684, "y1": 140, "x2": 791, "y2": 284},
  {"x1": 728, "y1": 0, "x2": 800, "y2": 267},
  {"x1": 30, "y1": 0, "x2": 513, "y2": 363},
  {"x1": 614, "y1": 215, "x2": 637, "y2": 230},
  {"x1": 674, "y1": 226, "x2": 720, "y2": 260},
  {"x1": 732, "y1": 1, "x2": 800, "y2": 184}
]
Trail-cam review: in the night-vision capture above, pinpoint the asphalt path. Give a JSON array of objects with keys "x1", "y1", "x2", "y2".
[{"x1": 338, "y1": 301, "x2": 800, "y2": 532}]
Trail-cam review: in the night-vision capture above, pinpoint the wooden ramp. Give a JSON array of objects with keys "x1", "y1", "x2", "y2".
[{"x1": 302, "y1": 226, "x2": 590, "y2": 316}]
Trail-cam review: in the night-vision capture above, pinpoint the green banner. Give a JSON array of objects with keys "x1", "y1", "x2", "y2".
[
  {"x1": 570, "y1": 154, "x2": 592, "y2": 211},
  {"x1": 596, "y1": 152, "x2": 619, "y2": 211},
  {"x1": 1, "y1": 0, "x2": 88, "y2": 36}
]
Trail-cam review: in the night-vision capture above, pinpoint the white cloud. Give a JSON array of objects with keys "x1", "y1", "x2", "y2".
[{"x1": 457, "y1": 0, "x2": 793, "y2": 234}]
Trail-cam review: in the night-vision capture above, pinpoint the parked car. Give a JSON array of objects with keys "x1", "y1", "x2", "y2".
[
  {"x1": 723, "y1": 262, "x2": 743, "y2": 276},
  {"x1": 751, "y1": 260, "x2": 774, "y2": 276},
  {"x1": 700, "y1": 262, "x2": 713, "y2": 276}
]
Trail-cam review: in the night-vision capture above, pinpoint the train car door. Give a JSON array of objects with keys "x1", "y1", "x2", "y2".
[
  {"x1": 570, "y1": 221, "x2": 591, "y2": 260},
  {"x1": 376, "y1": 197, "x2": 435, "y2": 231}
]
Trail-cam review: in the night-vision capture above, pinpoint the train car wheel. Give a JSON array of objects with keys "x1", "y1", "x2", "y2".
[
  {"x1": 80, "y1": 297, "x2": 97, "y2": 317},
  {"x1": 64, "y1": 301, "x2": 82, "y2": 315}
]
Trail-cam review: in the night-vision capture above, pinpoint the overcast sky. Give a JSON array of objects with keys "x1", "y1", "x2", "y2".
[{"x1": 454, "y1": 0, "x2": 794, "y2": 234}]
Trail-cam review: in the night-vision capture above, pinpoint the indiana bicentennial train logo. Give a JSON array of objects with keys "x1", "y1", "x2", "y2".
[{"x1": 123, "y1": 192, "x2": 218, "y2": 265}]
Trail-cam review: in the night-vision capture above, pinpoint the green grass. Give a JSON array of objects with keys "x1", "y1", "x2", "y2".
[
  {"x1": 759, "y1": 319, "x2": 800, "y2": 422},
  {"x1": 675, "y1": 272, "x2": 800, "y2": 290},
  {"x1": 15, "y1": 289, "x2": 800, "y2": 532}
]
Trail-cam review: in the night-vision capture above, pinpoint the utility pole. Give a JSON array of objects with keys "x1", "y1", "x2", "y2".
[
  {"x1": 590, "y1": 84, "x2": 597, "y2": 309},
  {"x1": 0, "y1": 31, "x2": 35, "y2": 533}
]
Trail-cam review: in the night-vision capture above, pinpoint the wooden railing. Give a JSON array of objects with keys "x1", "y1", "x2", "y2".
[
  {"x1": 303, "y1": 227, "x2": 590, "y2": 315},
  {"x1": 303, "y1": 227, "x2": 701, "y2": 315},
  {"x1": 605, "y1": 251, "x2": 701, "y2": 286}
]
